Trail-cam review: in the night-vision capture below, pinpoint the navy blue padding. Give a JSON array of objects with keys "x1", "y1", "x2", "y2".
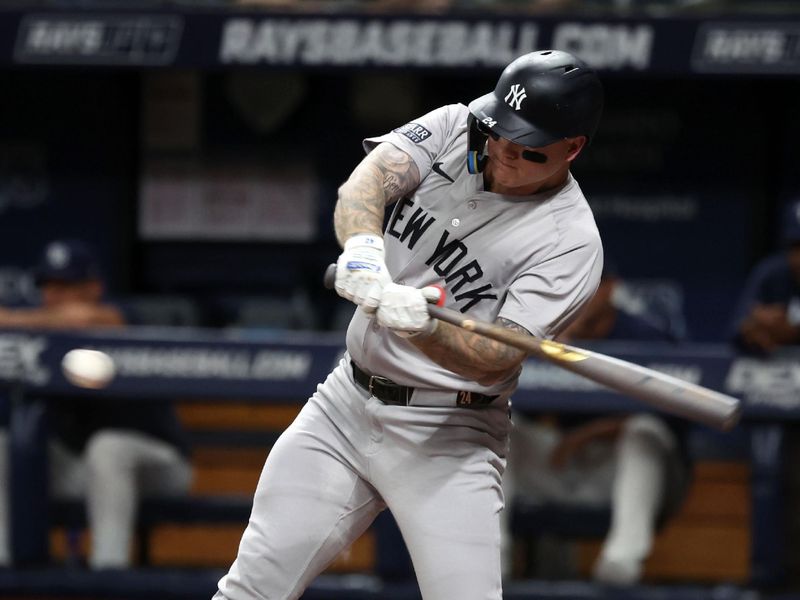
[
  {"x1": 503, "y1": 580, "x2": 749, "y2": 599},
  {"x1": 0, "y1": 569, "x2": 753, "y2": 600},
  {"x1": 372, "y1": 511, "x2": 413, "y2": 581},
  {"x1": 138, "y1": 496, "x2": 253, "y2": 526},
  {"x1": 9, "y1": 398, "x2": 50, "y2": 566},
  {"x1": 187, "y1": 429, "x2": 280, "y2": 448},
  {"x1": 510, "y1": 502, "x2": 612, "y2": 539},
  {"x1": 685, "y1": 424, "x2": 750, "y2": 461},
  {"x1": 51, "y1": 496, "x2": 253, "y2": 529},
  {"x1": 0, "y1": 567, "x2": 224, "y2": 599},
  {"x1": 0, "y1": 569, "x2": 407, "y2": 600}
]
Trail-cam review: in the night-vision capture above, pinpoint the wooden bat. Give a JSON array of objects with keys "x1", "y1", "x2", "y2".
[{"x1": 325, "y1": 265, "x2": 741, "y2": 431}]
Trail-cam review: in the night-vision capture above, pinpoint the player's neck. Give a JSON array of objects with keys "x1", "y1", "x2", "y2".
[{"x1": 484, "y1": 167, "x2": 570, "y2": 196}]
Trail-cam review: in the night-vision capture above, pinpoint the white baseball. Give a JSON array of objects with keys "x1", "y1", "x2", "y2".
[{"x1": 61, "y1": 349, "x2": 116, "y2": 389}]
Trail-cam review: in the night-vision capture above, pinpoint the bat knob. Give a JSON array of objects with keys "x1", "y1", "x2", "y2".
[
  {"x1": 425, "y1": 284, "x2": 446, "y2": 307},
  {"x1": 324, "y1": 263, "x2": 336, "y2": 289}
]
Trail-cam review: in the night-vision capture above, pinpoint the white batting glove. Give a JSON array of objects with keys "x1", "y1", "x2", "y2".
[
  {"x1": 335, "y1": 234, "x2": 391, "y2": 312},
  {"x1": 377, "y1": 283, "x2": 443, "y2": 338}
]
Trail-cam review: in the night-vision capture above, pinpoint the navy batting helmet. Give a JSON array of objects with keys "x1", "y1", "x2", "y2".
[
  {"x1": 34, "y1": 239, "x2": 100, "y2": 285},
  {"x1": 466, "y1": 50, "x2": 603, "y2": 173}
]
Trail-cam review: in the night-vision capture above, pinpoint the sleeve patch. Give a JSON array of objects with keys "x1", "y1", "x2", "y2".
[{"x1": 393, "y1": 122, "x2": 432, "y2": 144}]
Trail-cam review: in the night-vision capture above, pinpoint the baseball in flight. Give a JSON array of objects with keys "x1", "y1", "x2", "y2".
[{"x1": 61, "y1": 349, "x2": 116, "y2": 389}]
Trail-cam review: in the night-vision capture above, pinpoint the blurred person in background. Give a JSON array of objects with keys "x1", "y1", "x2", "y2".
[
  {"x1": 731, "y1": 199, "x2": 800, "y2": 354},
  {"x1": 502, "y1": 263, "x2": 690, "y2": 585},
  {"x1": 0, "y1": 239, "x2": 192, "y2": 569}
]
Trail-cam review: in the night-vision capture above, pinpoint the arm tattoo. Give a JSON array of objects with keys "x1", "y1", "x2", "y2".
[
  {"x1": 334, "y1": 143, "x2": 420, "y2": 245},
  {"x1": 412, "y1": 316, "x2": 530, "y2": 385},
  {"x1": 497, "y1": 317, "x2": 531, "y2": 336}
]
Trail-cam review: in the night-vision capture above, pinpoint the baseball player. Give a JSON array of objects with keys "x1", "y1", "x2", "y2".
[
  {"x1": 731, "y1": 198, "x2": 800, "y2": 353},
  {"x1": 214, "y1": 50, "x2": 604, "y2": 600},
  {"x1": 501, "y1": 267, "x2": 691, "y2": 584}
]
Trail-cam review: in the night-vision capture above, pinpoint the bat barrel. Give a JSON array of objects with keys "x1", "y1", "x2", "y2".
[{"x1": 555, "y1": 351, "x2": 742, "y2": 431}]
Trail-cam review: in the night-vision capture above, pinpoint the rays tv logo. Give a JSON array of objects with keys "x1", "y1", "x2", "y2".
[{"x1": 14, "y1": 15, "x2": 183, "y2": 65}]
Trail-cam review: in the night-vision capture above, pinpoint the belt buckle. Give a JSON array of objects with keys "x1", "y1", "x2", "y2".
[
  {"x1": 367, "y1": 374, "x2": 392, "y2": 396},
  {"x1": 368, "y1": 374, "x2": 410, "y2": 405}
]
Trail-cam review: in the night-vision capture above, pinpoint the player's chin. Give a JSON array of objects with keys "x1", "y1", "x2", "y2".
[
  {"x1": 489, "y1": 156, "x2": 515, "y2": 171},
  {"x1": 495, "y1": 169, "x2": 528, "y2": 189},
  {"x1": 486, "y1": 160, "x2": 516, "y2": 183}
]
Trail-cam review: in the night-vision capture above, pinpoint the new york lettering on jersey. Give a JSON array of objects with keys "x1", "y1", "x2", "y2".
[{"x1": 387, "y1": 197, "x2": 498, "y2": 312}]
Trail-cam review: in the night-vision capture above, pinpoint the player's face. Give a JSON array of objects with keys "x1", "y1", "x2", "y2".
[
  {"x1": 41, "y1": 280, "x2": 102, "y2": 308},
  {"x1": 483, "y1": 134, "x2": 586, "y2": 196}
]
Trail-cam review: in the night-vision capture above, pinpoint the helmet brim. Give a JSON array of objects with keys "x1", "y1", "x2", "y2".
[{"x1": 468, "y1": 92, "x2": 562, "y2": 149}]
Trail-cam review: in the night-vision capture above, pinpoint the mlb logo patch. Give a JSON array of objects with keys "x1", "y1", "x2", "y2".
[{"x1": 394, "y1": 122, "x2": 432, "y2": 144}]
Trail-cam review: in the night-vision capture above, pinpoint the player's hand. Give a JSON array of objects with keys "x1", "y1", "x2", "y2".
[
  {"x1": 751, "y1": 303, "x2": 800, "y2": 345},
  {"x1": 335, "y1": 234, "x2": 391, "y2": 312},
  {"x1": 377, "y1": 283, "x2": 442, "y2": 338},
  {"x1": 738, "y1": 303, "x2": 793, "y2": 353}
]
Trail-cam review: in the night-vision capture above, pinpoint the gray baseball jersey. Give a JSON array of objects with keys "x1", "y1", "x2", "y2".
[
  {"x1": 348, "y1": 103, "x2": 603, "y2": 401},
  {"x1": 213, "y1": 103, "x2": 602, "y2": 600}
]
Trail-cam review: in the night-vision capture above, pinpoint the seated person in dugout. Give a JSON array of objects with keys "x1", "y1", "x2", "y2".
[
  {"x1": 0, "y1": 239, "x2": 192, "y2": 569},
  {"x1": 502, "y1": 264, "x2": 690, "y2": 585},
  {"x1": 731, "y1": 199, "x2": 800, "y2": 354}
]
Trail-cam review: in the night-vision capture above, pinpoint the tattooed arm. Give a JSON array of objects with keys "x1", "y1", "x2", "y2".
[
  {"x1": 334, "y1": 143, "x2": 421, "y2": 247},
  {"x1": 410, "y1": 317, "x2": 529, "y2": 386},
  {"x1": 335, "y1": 141, "x2": 524, "y2": 384}
]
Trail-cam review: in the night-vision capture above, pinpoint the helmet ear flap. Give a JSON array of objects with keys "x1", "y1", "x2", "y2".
[{"x1": 467, "y1": 113, "x2": 488, "y2": 174}]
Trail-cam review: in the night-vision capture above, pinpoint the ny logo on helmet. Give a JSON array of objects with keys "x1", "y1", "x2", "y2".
[{"x1": 504, "y1": 84, "x2": 527, "y2": 110}]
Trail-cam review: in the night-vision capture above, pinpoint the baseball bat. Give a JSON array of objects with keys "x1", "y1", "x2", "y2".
[{"x1": 325, "y1": 264, "x2": 741, "y2": 430}]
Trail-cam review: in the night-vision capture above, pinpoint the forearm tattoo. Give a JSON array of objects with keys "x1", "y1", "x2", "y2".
[
  {"x1": 413, "y1": 317, "x2": 530, "y2": 384},
  {"x1": 334, "y1": 143, "x2": 420, "y2": 245}
]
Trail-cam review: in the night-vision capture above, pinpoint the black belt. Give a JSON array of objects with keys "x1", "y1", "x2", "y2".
[{"x1": 350, "y1": 360, "x2": 498, "y2": 408}]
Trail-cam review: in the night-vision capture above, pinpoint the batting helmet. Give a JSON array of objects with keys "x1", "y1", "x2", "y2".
[{"x1": 466, "y1": 50, "x2": 603, "y2": 173}]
